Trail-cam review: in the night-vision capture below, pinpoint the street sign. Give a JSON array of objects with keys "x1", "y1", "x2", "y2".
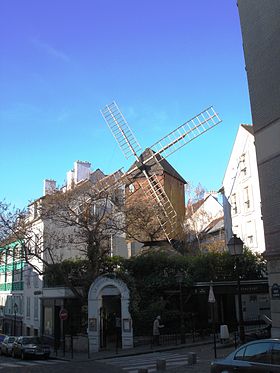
[
  {"x1": 59, "y1": 308, "x2": 68, "y2": 321},
  {"x1": 271, "y1": 283, "x2": 280, "y2": 299}
]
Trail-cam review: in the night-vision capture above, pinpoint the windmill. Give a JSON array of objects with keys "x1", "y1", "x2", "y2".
[{"x1": 101, "y1": 101, "x2": 222, "y2": 247}]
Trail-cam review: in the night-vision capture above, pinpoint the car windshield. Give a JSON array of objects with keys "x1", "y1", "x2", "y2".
[
  {"x1": 7, "y1": 337, "x2": 15, "y2": 343},
  {"x1": 22, "y1": 337, "x2": 42, "y2": 345}
]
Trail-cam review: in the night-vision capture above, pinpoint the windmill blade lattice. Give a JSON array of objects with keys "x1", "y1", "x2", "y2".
[
  {"x1": 101, "y1": 102, "x2": 142, "y2": 159},
  {"x1": 150, "y1": 106, "x2": 221, "y2": 161},
  {"x1": 101, "y1": 101, "x2": 222, "y2": 246},
  {"x1": 140, "y1": 173, "x2": 178, "y2": 242}
]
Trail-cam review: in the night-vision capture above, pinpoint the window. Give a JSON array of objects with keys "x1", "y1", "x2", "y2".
[
  {"x1": 44, "y1": 307, "x2": 53, "y2": 335},
  {"x1": 25, "y1": 266, "x2": 32, "y2": 288},
  {"x1": 246, "y1": 220, "x2": 255, "y2": 246},
  {"x1": 240, "y1": 153, "x2": 247, "y2": 176},
  {"x1": 128, "y1": 183, "x2": 135, "y2": 193},
  {"x1": 231, "y1": 194, "x2": 238, "y2": 214},
  {"x1": 34, "y1": 297, "x2": 38, "y2": 320},
  {"x1": 235, "y1": 346, "x2": 246, "y2": 360},
  {"x1": 244, "y1": 186, "x2": 250, "y2": 210},
  {"x1": 243, "y1": 342, "x2": 271, "y2": 363},
  {"x1": 272, "y1": 342, "x2": 280, "y2": 365},
  {"x1": 26, "y1": 297, "x2": 30, "y2": 318},
  {"x1": 34, "y1": 234, "x2": 39, "y2": 255},
  {"x1": 33, "y1": 273, "x2": 39, "y2": 288}
]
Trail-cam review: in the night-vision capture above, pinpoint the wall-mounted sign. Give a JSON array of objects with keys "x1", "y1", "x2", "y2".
[
  {"x1": 271, "y1": 283, "x2": 280, "y2": 299},
  {"x1": 123, "y1": 318, "x2": 131, "y2": 332},
  {"x1": 89, "y1": 318, "x2": 97, "y2": 331}
]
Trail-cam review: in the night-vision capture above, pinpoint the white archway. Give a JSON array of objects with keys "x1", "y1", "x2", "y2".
[{"x1": 88, "y1": 275, "x2": 133, "y2": 352}]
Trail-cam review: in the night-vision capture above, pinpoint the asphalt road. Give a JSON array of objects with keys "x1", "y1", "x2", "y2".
[
  {"x1": 0, "y1": 355, "x2": 123, "y2": 373},
  {"x1": 0, "y1": 343, "x2": 235, "y2": 373}
]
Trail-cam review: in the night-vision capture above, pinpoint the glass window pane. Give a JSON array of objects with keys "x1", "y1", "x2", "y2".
[
  {"x1": 235, "y1": 346, "x2": 246, "y2": 360},
  {"x1": 243, "y1": 342, "x2": 271, "y2": 363},
  {"x1": 272, "y1": 342, "x2": 280, "y2": 365}
]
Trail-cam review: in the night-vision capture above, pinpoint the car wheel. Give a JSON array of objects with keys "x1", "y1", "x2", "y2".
[{"x1": 21, "y1": 351, "x2": 25, "y2": 360}]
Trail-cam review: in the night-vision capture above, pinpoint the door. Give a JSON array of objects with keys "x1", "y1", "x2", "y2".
[{"x1": 100, "y1": 295, "x2": 121, "y2": 349}]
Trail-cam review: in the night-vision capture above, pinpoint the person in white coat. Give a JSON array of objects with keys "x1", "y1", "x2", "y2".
[{"x1": 153, "y1": 315, "x2": 164, "y2": 345}]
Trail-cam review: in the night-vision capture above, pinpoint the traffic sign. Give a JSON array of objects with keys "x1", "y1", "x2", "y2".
[{"x1": 59, "y1": 308, "x2": 68, "y2": 321}]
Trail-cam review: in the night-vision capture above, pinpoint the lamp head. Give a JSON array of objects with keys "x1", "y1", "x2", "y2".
[{"x1": 227, "y1": 234, "x2": 244, "y2": 256}]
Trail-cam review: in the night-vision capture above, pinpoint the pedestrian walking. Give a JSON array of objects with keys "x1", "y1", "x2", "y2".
[{"x1": 153, "y1": 315, "x2": 164, "y2": 345}]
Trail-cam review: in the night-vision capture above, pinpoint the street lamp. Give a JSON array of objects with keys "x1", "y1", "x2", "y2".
[
  {"x1": 14, "y1": 302, "x2": 18, "y2": 336},
  {"x1": 175, "y1": 272, "x2": 186, "y2": 344},
  {"x1": 227, "y1": 234, "x2": 245, "y2": 344}
]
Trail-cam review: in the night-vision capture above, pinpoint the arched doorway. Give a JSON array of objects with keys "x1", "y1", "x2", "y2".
[{"x1": 88, "y1": 275, "x2": 133, "y2": 352}]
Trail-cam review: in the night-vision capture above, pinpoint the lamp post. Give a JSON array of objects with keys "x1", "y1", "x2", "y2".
[
  {"x1": 175, "y1": 272, "x2": 186, "y2": 344},
  {"x1": 14, "y1": 302, "x2": 18, "y2": 336},
  {"x1": 227, "y1": 234, "x2": 245, "y2": 344}
]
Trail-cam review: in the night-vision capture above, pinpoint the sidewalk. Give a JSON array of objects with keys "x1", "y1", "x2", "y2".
[{"x1": 50, "y1": 336, "x2": 235, "y2": 363}]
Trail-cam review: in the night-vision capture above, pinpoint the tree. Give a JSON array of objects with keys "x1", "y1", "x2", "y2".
[
  {"x1": 121, "y1": 199, "x2": 168, "y2": 243},
  {"x1": 0, "y1": 182, "x2": 125, "y2": 302},
  {"x1": 122, "y1": 249, "x2": 267, "y2": 334}
]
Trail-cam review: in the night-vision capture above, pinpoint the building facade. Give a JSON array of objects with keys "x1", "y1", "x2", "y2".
[
  {"x1": 0, "y1": 160, "x2": 128, "y2": 343},
  {"x1": 185, "y1": 192, "x2": 224, "y2": 252},
  {"x1": 222, "y1": 124, "x2": 266, "y2": 253},
  {"x1": 238, "y1": 0, "x2": 280, "y2": 336},
  {"x1": 0, "y1": 242, "x2": 24, "y2": 336}
]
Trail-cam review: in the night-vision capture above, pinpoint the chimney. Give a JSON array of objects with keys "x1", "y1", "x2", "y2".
[
  {"x1": 43, "y1": 179, "x2": 56, "y2": 195},
  {"x1": 67, "y1": 170, "x2": 74, "y2": 190},
  {"x1": 74, "y1": 161, "x2": 91, "y2": 184}
]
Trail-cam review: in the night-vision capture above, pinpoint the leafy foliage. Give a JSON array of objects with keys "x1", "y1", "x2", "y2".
[{"x1": 121, "y1": 249, "x2": 267, "y2": 334}]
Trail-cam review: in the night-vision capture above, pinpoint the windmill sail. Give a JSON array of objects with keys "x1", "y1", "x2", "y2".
[
  {"x1": 101, "y1": 101, "x2": 222, "y2": 245},
  {"x1": 101, "y1": 102, "x2": 142, "y2": 159},
  {"x1": 140, "y1": 173, "x2": 178, "y2": 242},
  {"x1": 150, "y1": 106, "x2": 221, "y2": 161}
]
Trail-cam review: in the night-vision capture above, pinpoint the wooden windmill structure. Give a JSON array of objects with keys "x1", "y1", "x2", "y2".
[{"x1": 100, "y1": 102, "x2": 222, "y2": 248}]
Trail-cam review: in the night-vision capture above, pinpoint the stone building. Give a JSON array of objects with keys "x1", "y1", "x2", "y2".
[{"x1": 238, "y1": 0, "x2": 280, "y2": 336}]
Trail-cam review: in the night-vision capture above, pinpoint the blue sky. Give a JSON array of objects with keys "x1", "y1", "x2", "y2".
[{"x1": 0, "y1": 0, "x2": 252, "y2": 208}]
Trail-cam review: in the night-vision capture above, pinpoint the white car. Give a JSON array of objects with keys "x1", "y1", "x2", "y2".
[{"x1": 0, "y1": 336, "x2": 16, "y2": 356}]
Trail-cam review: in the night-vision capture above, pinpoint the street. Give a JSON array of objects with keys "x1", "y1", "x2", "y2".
[
  {"x1": 0, "y1": 355, "x2": 123, "y2": 373},
  {"x1": 0, "y1": 343, "x2": 235, "y2": 372}
]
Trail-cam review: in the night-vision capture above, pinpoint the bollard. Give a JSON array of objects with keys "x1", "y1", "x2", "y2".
[
  {"x1": 156, "y1": 359, "x2": 166, "y2": 371},
  {"x1": 187, "y1": 354, "x2": 193, "y2": 365},
  {"x1": 188, "y1": 352, "x2": 197, "y2": 364},
  {"x1": 138, "y1": 369, "x2": 148, "y2": 373},
  {"x1": 220, "y1": 325, "x2": 230, "y2": 344}
]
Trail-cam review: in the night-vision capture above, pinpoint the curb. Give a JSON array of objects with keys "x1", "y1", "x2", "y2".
[{"x1": 50, "y1": 339, "x2": 214, "y2": 362}]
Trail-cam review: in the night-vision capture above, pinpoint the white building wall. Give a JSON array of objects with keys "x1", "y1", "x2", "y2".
[
  {"x1": 187, "y1": 194, "x2": 223, "y2": 233},
  {"x1": 22, "y1": 219, "x2": 44, "y2": 335},
  {"x1": 222, "y1": 125, "x2": 266, "y2": 253}
]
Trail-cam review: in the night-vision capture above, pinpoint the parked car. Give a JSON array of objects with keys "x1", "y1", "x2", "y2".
[
  {"x1": 0, "y1": 333, "x2": 6, "y2": 346},
  {"x1": 0, "y1": 336, "x2": 16, "y2": 356},
  {"x1": 211, "y1": 338, "x2": 280, "y2": 372},
  {"x1": 12, "y1": 336, "x2": 51, "y2": 360}
]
